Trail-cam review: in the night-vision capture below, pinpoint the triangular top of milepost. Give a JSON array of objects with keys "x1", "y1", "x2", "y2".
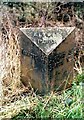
[{"x1": 20, "y1": 27, "x2": 75, "y2": 56}]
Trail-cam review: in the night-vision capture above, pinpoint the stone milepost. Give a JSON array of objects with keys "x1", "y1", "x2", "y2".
[{"x1": 20, "y1": 27, "x2": 75, "y2": 94}]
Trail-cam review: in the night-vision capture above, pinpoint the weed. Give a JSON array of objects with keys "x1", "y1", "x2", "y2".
[{"x1": 10, "y1": 78, "x2": 83, "y2": 119}]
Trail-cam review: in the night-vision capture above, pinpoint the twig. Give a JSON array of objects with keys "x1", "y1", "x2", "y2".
[{"x1": 43, "y1": 91, "x2": 53, "y2": 109}]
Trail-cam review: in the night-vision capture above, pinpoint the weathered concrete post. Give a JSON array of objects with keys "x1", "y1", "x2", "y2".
[{"x1": 20, "y1": 27, "x2": 75, "y2": 94}]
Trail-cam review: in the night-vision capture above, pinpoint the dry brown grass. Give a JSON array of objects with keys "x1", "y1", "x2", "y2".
[
  {"x1": 0, "y1": 5, "x2": 24, "y2": 107},
  {"x1": 0, "y1": 2, "x2": 83, "y2": 100}
]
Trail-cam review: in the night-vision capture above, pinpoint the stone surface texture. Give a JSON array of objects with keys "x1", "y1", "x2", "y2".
[{"x1": 20, "y1": 27, "x2": 75, "y2": 94}]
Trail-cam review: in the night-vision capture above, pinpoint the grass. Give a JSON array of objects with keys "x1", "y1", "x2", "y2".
[
  {"x1": 12, "y1": 82, "x2": 83, "y2": 119},
  {"x1": 0, "y1": 2, "x2": 84, "y2": 119},
  {"x1": 1, "y1": 73, "x2": 83, "y2": 119}
]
